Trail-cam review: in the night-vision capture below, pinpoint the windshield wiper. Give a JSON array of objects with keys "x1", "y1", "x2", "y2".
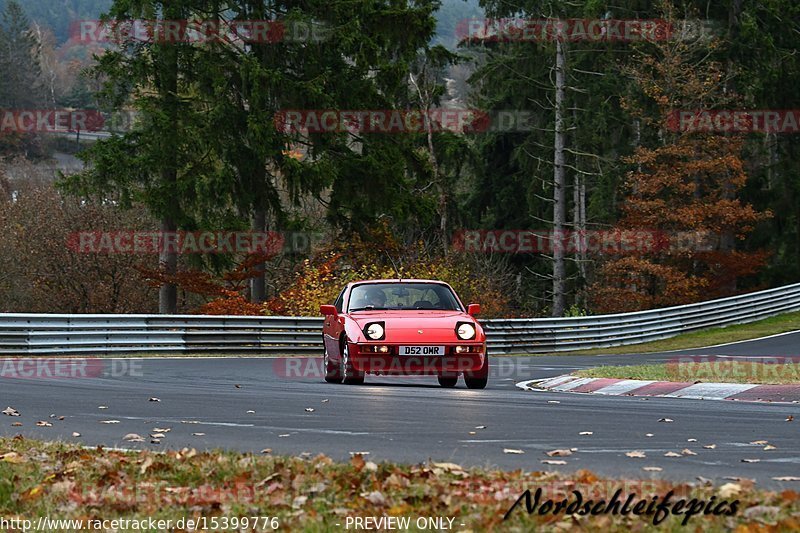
[{"x1": 349, "y1": 306, "x2": 388, "y2": 312}]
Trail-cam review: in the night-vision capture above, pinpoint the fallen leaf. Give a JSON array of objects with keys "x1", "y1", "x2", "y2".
[
  {"x1": 72, "y1": 432, "x2": 81, "y2": 437},
  {"x1": 741, "y1": 459, "x2": 760, "y2": 463},
  {"x1": 192, "y1": 433, "x2": 205, "y2": 437},
  {"x1": 475, "y1": 425, "x2": 487, "y2": 429},
  {"x1": 723, "y1": 476, "x2": 755, "y2": 483},
  {"x1": 786, "y1": 415, "x2": 794, "y2": 422},
  {"x1": 750, "y1": 440, "x2": 768, "y2": 445},
  {"x1": 150, "y1": 438, "x2": 161, "y2": 444},
  {"x1": 98, "y1": 406, "x2": 108, "y2": 409},
  {"x1": 643, "y1": 466, "x2": 662, "y2": 472},
  {"x1": 140, "y1": 456, "x2": 153, "y2": 474},
  {"x1": 181, "y1": 420, "x2": 200, "y2": 424},
  {"x1": 703, "y1": 444, "x2": 716, "y2": 449},
  {"x1": 58, "y1": 416, "x2": 65, "y2": 421},
  {"x1": 153, "y1": 428, "x2": 171, "y2": 433},
  {"x1": 292, "y1": 495, "x2": 308, "y2": 508},
  {"x1": 351, "y1": 454, "x2": 366, "y2": 471},
  {"x1": 645, "y1": 433, "x2": 654, "y2": 437},
  {"x1": 681, "y1": 449, "x2": 697, "y2": 456},
  {"x1": 2, "y1": 407, "x2": 20, "y2": 417},
  {"x1": 123, "y1": 433, "x2": 145, "y2": 442},
  {"x1": 664, "y1": 452, "x2": 681, "y2": 457},
  {"x1": 432, "y1": 462, "x2": 463, "y2": 471},
  {"x1": 547, "y1": 401, "x2": 560, "y2": 404},
  {"x1": 764, "y1": 445, "x2": 777, "y2": 451},
  {"x1": 743, "y1": 505, "x2": 781, "y2": 519},
  {"x1": 305, "y1": 408, "x2": 315, "y2": 413},
  {"x1": 579, "y1": 431, "x2": 593, "y2": 436},
  {"x1": 234, "y1": 384, "x2": 241, "y2": 389},
  {"x1": 504, "y1": 448, "x2": 525, "y2": 455},
  {"x1": 278, "y1": 434, "x2": 290, "y2": 438},
  {"x1": 149, "y1": 397, "x2": 161, "y2": 402},
  {"x1": 246, "y1": 410, "x2": 256, "y2": 414},
  {"x1": 364, "y1": 491, "x2": 386, "y2": 506},
  {"x1": 0, "y1": 452, "x2": 25, "y2": 463},
  {"x1": 546, "y1": 449, "x2": 572, "y2": 457},
  {"x1": 150, "y1": 433, "x2": 166, "y2": 439},
  {"x1": 772, "y1": 476, "x2": 800, "y2": 481},
  {"x1": 541, "y1": 459, "x2": 566, "y2": 465},
  {"x1": 100, "y1": 420, "x2": 120, "y2": 424},
  {"x1": 658, "y1": 418, "x2": 673, "y2": 423},
  {"x1": 687, "y1": 438, "x2": 697, "y2": 442},
  {"x1": 349, "y1": 451, "x2": 370, "y2": 455},
  {"x1": 321, "y1": 399, "x2": 329, "y2": 403},
  {"x1": 468, "y1": 431, "x2": 476, "y2": 435},
  {"x1": 35, "y1": 421, "x2": 52, "y2": 427},
  {"x1": 11, "y1": 422, "x2": 22, "y2": 427},
  {"x1": 364, "y1": 461, "x2": 378, "y2": 472},
  {"x1": 718, "y1": 483, "x2": 742, "y2": 499},
  {"x1": 625, "y1": 451, "x2": 646, "y2": 458},
  {"x1": 261, "y1": 448, "x2": 272, "y2": 454}
]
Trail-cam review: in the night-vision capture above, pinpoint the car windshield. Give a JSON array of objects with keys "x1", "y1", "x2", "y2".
[{"x1": 348, "y1": 283, "x2": 462, "y2": 312}]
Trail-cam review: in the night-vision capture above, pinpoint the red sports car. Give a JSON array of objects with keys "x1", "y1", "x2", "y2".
[{"x1": 320, "y1": 279, "x2": 488, "y2": 388}]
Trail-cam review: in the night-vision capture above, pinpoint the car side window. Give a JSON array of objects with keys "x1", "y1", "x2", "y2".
[{"x1": 334, "y1": 287, "x2": 346, "y2": 313}]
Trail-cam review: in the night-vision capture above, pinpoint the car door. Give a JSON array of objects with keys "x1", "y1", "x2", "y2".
[{"x1": 323, "y1": 286, "x2": 346, "y2": 359}]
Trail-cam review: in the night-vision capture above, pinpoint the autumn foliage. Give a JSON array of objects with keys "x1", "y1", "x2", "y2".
[
  {"x1": 589, "y1": 18, "x2": 771, "y2": 313},
  {"x1": 265, "y1": 228, "x2": 513, "y2": 318}
]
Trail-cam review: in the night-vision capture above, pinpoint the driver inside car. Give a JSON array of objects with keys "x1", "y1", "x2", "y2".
[{"x1": 364, "y1": 288, "x2": 387, "y2": 308}]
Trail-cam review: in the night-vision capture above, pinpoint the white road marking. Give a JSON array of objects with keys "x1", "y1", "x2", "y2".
[
  {"x1": 593, "y1": 380, "x2": 655, "y2": 395},
  {"x1": 663, "y1": 383, "x2": 758, "y2": 400}
]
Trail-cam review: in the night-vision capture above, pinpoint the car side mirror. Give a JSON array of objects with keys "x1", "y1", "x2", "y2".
[
  {"x1": 320, "y1": 304, "x2": 338, "y2": 317},
  {"x1": 467, "y1": 303, "x2": 481, "y2": 316}
]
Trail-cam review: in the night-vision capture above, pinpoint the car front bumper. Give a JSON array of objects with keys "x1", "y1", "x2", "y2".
[{"x1": 348, "y1": 342, "x2": 486, "y2": 375}]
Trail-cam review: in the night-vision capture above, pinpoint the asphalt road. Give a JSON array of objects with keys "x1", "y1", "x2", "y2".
[{"x1": 2, "y1": 331, "x2": 799, "y2": 489}]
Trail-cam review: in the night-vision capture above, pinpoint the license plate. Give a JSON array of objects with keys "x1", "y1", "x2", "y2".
[{"x1": 399, "y1": 346, "x2": 445, "y2": 356}]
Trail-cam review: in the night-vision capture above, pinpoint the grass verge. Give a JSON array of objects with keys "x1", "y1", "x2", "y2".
[
  {"x1": 1, "y1": 437, "x2": 799, "y2": 532},
  {"x1": 504, "y1": 311, "x2": 800, "y2": 357},
  {"x1": 576, "y1": 361, "x2": 800, "y2": 385}
]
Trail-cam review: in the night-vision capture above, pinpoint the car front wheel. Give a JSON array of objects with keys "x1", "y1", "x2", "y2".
[
  {"x1": 340, "y1": 342, "x2": 365, "y2": 385},
  {"x1": 464, "y1": 355, "x2": 488, "y2": 390},
  {"x1": 323, "y1": 342, "x2": 342, "y2": 384}
]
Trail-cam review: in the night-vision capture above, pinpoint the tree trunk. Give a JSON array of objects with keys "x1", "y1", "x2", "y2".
[
  {"x1": 158, "y1": 215, "x2": 177, "y2": 314},
  {"x1": 250, "y1": 209, "x2": 267, "y2": 303},
  {"x1": 551, "y1": 38, "x2": 567, "y2": 317},
  {"x1": 157, "y1": 24, "x2": 179, "y2": 314}
]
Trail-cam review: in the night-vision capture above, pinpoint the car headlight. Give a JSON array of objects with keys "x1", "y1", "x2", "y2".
[
  {"x1": 364, "y1": 322, "x2": 385, "y2": 340},
  {"x1": 456, "y1": 322, "x2": 476, "y2": 340}
]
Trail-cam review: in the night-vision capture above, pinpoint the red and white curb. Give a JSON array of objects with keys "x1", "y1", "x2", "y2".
[{"x1": 516, "y1": 374, "x2": 800, "y2": 404}]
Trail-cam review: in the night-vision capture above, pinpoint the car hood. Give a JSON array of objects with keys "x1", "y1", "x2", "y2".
[{"x1": 348, "y1": 311, "x2": 480, "y2": 340}]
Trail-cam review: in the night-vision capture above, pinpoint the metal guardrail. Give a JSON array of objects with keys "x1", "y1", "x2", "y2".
[{"x1": 1, "y1": 283, "x2": 799, "y2": 356}]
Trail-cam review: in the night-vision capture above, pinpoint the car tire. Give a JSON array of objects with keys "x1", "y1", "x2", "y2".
[
  {"x1": 323, "y1": 342, "x2": 342, "y2": 384},
  {"x1": 340, "y1": 341, "x2": 365, "y2": 385},
  {"x1": 437, "y1": 375, "x2": 458, "y2": 388},
  {"x1": 464, "y1": 355, "x2": 489, "y2": 390}
]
